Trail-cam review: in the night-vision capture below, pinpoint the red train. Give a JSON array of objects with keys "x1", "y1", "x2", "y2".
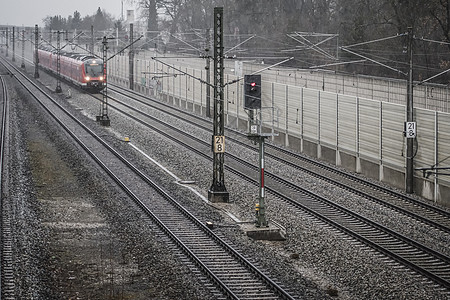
[{"x1": 38, "y1": 47, "x2": 105, "y2": 92}]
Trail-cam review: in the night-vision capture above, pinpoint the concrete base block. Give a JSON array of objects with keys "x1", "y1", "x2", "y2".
[
  {"x1": 96, "y1": 116, "x2": 110, "y2": 127},
  {"x1": 241, "y1": 223, "x2": 286, "y2": 241},
  {"x1": 208, "y1": 189, "x2": 229, "y2": 203}
]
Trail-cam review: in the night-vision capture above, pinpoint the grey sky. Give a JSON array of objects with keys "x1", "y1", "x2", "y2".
[{"x1": 0, "y1": 0, "x2": 133, "y2": 27}]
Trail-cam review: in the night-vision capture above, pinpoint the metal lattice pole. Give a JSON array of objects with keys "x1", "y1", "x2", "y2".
[
  {"x1": 129, "y1": 23, "x2": 134, "y2": 90},
  {"x1": 208, "y1": 7, "x2": 229, "y2": 203},
  {"x1": 21, "y1": 29, "x2": 25, "y2": 69},
  {"x1": 96, "y1": 36, "x2": 110, "y2": 127},
  {"x1": 406, "y1": 27, "x2": 414, "y2": 194},
  {"x1": 205, "y1": 28, "x2": 211, "y2": 118},
  {"x1": 102, "y1": 37, "x2": 109, "y2": 121},
  {"x1": 55, "y1": 31, "x2": 62, "y2": 93},
  {"x1": 5, "y1": 27, "x2": 8, "y2": 57},
  {"x1": 91, "y1": 25, "x2": 94, "y2": 54},
  {"x1": 12, "y1": 27, "x2": 15, "y2": 62},
  {"x1": 34, "y1": 25, "x2": 40, "y2": 78}
]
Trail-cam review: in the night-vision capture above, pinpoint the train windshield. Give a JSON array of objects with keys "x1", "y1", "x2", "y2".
[{"x1": 85, "y1": 62, "x2": 103, "y2": 77}]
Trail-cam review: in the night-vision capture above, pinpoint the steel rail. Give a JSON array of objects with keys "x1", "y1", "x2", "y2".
[
  {"x1": 106, "y1": 85, "x2": 450, "y2": 233},
  {"x1": 98, "y1": 86, "x2": 450, "y2": 291},
  {"x1": 0, "y1": 62, "x2": 14, "y2": 300},
  {"x1": 3, "y1": 58, "x2": 295, "y2": 300}
]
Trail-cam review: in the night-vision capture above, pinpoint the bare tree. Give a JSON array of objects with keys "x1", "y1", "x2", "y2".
[
  {"x1": 133, "y1": 0, "x2": 158, "y2": 32},
  {"x1": 429, "y1": 0, "x2": 450, "y2": 47}
]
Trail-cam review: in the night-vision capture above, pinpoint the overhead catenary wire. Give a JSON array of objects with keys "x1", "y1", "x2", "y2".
[
  {"x1": 340, "y1": 46, "x2": 408, "y2": 76},
  {"x1": 343, "y1": 33, "x2": 408, "y2": 49},
  {"x1": 108, "y1": 25, "x2": 449, "y2": 85}
]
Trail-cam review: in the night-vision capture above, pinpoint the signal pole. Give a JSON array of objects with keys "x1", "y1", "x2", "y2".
[
  {"x1": 244, "y1": 74, "x2": 271, "y2": 227},
  {"x1": 208, "y1": 7, "x2": 229, "y2": 203},
  {"x1": 252, "y1": 132, "x2": 269, "y2": 227},
  {"x1": 248, "y1": 119, "x2": 280, "y2": 233}
]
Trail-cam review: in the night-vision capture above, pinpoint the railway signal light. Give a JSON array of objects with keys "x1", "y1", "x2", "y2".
[{"x1": 244, "y1": 74, "x2": 261, "y2": 110}]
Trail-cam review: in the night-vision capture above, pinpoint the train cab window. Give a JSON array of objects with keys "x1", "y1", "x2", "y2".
[{"x1": 85, "y1": 62, "x2": 103, "y2": 77}]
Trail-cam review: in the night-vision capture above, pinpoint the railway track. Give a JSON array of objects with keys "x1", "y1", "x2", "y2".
[
  {"x1": 108, "y1": 84, "x2": 450, "y2": 234},
  {"x1": 0, "y1": 69, "x2": 15, "y2": 299},
  {"x1": 101, "y1": 84, "x2": 450, "y2": 292},
  {"x1": 1, "y1": 57, "x2": 297, "y2": 299}
]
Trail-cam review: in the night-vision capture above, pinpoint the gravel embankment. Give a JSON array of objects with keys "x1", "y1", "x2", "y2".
[
  {"x1": 5, "y1": 63, "x2": 449, "y2": 299},
  {"x1": 4, "y1": 69, "x2": 216, "y2": 299},
  {"x1": 71, "y1": 80, "x2": 449, "y2": 299}
]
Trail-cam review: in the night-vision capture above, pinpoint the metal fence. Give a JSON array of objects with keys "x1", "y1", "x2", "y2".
[
  {"x1": 111, "y1": 52, "x2": 450, "y2": 112},
  {"x1": 108, "y1": 54, "x2": 450, "y2": 202},
  {"x1": 244, "y1": 66, "x2": 450, "y2": 113}
]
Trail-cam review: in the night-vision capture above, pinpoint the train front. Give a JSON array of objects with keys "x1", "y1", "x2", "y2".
[{"x1": 82, "y1": 59, "x2": 105, "y2": 92}]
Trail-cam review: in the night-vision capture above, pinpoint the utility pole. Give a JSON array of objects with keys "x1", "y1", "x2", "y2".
[
  {"x1": 121, "y1": 0, "x2": 124, "y2": 20},
  {"x1": 129, "y1": 23, "x2": 134, "y2": 90},
  {"x1": 5, "y1": 27, "x2": 8, "y2": 58},
  {"x1": 208, "y1": 7, "x2": 229, "y2": 203},
  {"x1": 96, "y1": 36, "x2": 110, "y2": 126},
  {"x1": 91, "y1": 25, "x2": 94, "y2": 54},
  {"x1": 55, "y1": 31, "x2": 62, "y2": 93},
  {"x1": 34, "y1": 25, "x2": 40, "y2": 78},
  {"x1": 21, "y1": 29, "x2": 25, "y2": 69},
  {"x1": 12, "y1": 27, "x2": 15, "y2": 62},
  {"x1": 205, "y1": 28, "x2": 211, "y2": 118},
  {"x1": 406, "y1": 27, "x2": 414, "y2": 194}
]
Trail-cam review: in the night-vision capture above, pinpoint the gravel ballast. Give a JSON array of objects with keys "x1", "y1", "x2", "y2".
[
  {"x1": 3, "y1": 62, "x2": 449, "y2": 299},
  {"x1": 4, "y1": 69, "x2": 216, "y2": 299}
]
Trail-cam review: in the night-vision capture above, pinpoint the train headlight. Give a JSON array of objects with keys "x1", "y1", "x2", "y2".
[
  {"x1": 99, "y1": 76, "x2": 104, "y2": 81},
  {"x1": 85, "y1": 76, "x2": 91, "y2": 81}
]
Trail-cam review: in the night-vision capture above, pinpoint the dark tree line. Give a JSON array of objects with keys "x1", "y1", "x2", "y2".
[
  {"x1": 129, "y1": 0, "x2": 449, "y2": 81},
  {"x1": 43, "y1": 8, "x2": 115, "y2": 32},
  {"x1": 44, "y1": 1, "x2": 450, "y2": 82},
  {"x1": 134, "y1": 0, "x2": 448, "y2": 45}
]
